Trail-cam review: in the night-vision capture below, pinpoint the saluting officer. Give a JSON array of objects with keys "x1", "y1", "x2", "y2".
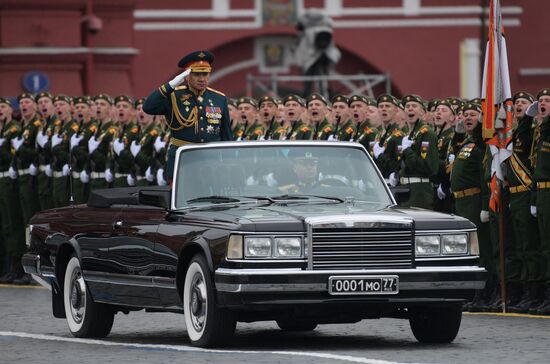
[{"x1": 143, "y1": 50, "x2": 232, "y2": 181}]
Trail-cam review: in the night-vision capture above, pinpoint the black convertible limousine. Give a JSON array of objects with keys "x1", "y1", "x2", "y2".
[{"x1": 23, "y1": 141, "x2": 486, "y2": 347}]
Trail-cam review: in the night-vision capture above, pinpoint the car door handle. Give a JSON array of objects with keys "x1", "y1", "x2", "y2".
[{"x1": 112, "y1": 221, "x2": 123, "y2": 229}]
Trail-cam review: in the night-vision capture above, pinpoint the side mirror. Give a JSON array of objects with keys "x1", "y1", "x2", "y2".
[
  {"x1": 389, "y1": 186, "x2": 410, "y2": 205},
  {"x1": 138, "y1": 189, "x2": 171, "y2": 209}
]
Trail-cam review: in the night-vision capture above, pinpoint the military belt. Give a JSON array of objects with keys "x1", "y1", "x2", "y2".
[
  {"x1": 509, "y1": 185, "x2": 530, "y2": 194},
  {"x1": 18, "y1": 168, "x2": 30, "y2": 176},
  {"x1": 53, "y1": 171, "x2": 65, "y2": 178},
  {"x1": 453, "y1": 187, "x2": 481, "y2": 199},
  {"x1": 0, "y1": 171, "x2": 10, "y2": 178},
  {"x1": 136, "y1": 176, "x2": 146, "y2": 181},
  {"x1": 537, "y1": 181, "x2": 550, "y2": 189},
  {"x1": 39, "y1": 165, "x2": 47, "y2": 172},
  {"x1": 91, "y1": 172, "x2": 106, "y2": 179},
  {"x1": 170, "y1": 137, "x2": 194, "y2": 147},
  {"x1": 400, "y1": 177, "x2": 431, "y2": 185},
  {"x1": 115, "y1": 173, "x2": 130, "y2": 178},
  {"x1": 72, "y1": 171, "x2": 80, "y2": 179}
]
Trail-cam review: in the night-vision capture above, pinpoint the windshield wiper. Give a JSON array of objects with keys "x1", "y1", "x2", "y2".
[
  {"x1": 270, "y1": 194, "x2": 344, "y2": 203},
  {"x1": 186, "y1": 195, "x2": 242, "y2": 204}
]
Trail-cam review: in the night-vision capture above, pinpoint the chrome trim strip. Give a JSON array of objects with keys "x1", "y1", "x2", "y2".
[
  {"x1": 307, "y1": 222, "x2": 313, "y2": 270},
  {"x1": 416, "y1": 229, "x2": 476, "y2": 234},
  {"x1": 216, "y1": 266, "x2": 486, "y2": 276},
  {"x1": 306, "y1": 214, "x2": 413, "y2": 226},
  {"x1": 416, "y1": 255, "x2": 480, "y2": 262},
  {"x1": 83, "y1": 271, "x2": 177, "y2": 289}
]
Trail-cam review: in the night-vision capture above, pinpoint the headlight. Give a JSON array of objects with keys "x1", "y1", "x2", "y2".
[
  {"x1": 415, "y1": 235, "x2": 440, "y2": 256},
  {"x1": 244, "y1": 237, "x2": 272, "y2": 257},
  {"x1": 274, "y1": 237, "x2": 302, "y2": 257},
  {"x1": 469, "y1": 231, "x2": 479, "y2": 255},
  {"x1": 441, "y1": 234, "x2": 468, "y2": 254}
]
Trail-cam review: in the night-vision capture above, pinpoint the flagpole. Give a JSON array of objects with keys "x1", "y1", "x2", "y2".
[{"x1": 497, "y1": 180, "x2": 507, "y2": 312}]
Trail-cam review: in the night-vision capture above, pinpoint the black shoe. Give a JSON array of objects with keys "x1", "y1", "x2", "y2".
[
  {"x1": 535, "y1": 301, "x2": 550, "y2": 315},
  {"x1": 12, "y1": 273, "x2": 34, "y2": 286},
  {"x1": 0, "y1": 271, "x2": 18, "y2": 284}
]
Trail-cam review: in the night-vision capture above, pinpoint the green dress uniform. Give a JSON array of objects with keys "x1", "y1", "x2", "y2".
[
  {"x1": 375, "y1": 123, "x2": 404, "y2": 178},
  {"x1": 335, "y1": 119, "x2": 357, "y2": 141},
  {"x1": 232, "y1": 122, "x2": 246, "y2": 140},
  {"x1": 15, "y1": 113, "x2": 42, "y2": 224},
  {"x1": 265, "y1": 118, "x2": 281, "y2": 140},
  {"x1": 0, "y1": 118, "x2": 25, "y2": 270},
  {"x1": 72, "y1": 120, "x2": 99, "y2": 203},
  {"x1": 89, "y1": 120, "x2": 118, "y2": 191},
  {"x1": 112, "y1": 122, "x2": 140, "y2": 188},
  {"x1": 36, "y1": 114, "x2": 58, "y2": 211},
  {"x1": 399, "y1": 120, "x2": 439, "y2": 209},
  {"x1": 270, "y1": 124, "x2": 288, "y2": 140},
  {"x1": 433, "y1": 125, "x2": 455, "y2": 213},
  {"x1": 312, "y1": 119, "x2": 334, "y2": 140},
  {"x1": 134, "y1": 123, "x2": 162, "y2": 186},
  {"x1": 244, "y1": 122, "x2": 265, "y2": 140},
  {"x1": 355, "y1": 119, "x2": 379, "y2": 156},
  {"x1": 51, "y1": 119, "x2": 79, "y2": 207},
  {"x1": 288, "y1": 120, "x2": 313, "y2": 140}
]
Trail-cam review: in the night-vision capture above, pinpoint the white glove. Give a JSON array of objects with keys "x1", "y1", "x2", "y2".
[
  {"x1": 88, "y1": 137, "x2": 100, "y2": 154},
  {"x1": 448, "y1": 154, "x2": 456, "y2": 164},
  {"x1": 70, "y1": 133, "x2": 83, "y2": 151},
  {"x1": 0, "y1": 137, "x2": 5, "y2": 147},
  {"x1": 113, "y1": 138, "x2": 125, "y2": 156},
  {"x1": 154, "y1": 136, "x2": 166, "y2": 153},
  {"x1": 265, "y1": 172, "x2": 278, "y2": 187},
  {"x1": 373, "y1": 143, "x2": 385, "y2": 159},
  {"x1": 389, "y1": 172, "x2": 399, "y2": 187},
  {"x1": 168, "y1": 68, "x2": 191, "y2": 88},
  {"x1": 127, "y1": 174, "x2": 135, "y2": 186},
  {"x1": 8, "y1": 166, "x2": 17, "y2": 179},
  {"x1": 105, "y1": 168, "x2": 114, "y2": 183},
  {"x1": 45, "y1": 164, "x2": 53, "y2": 177},
  {"x1": 436, "y1": 184, "x2": 446, "y2": 200},
  {"x1": 130, "y1": 140, "x2": 141, "y2": 157},
  {"x1": 11, "y1": 136, "x2": 24, "y2": 151},
  {"x1": 145, "y1": 167, "x2": 154, "y2": 182},
  {"x1": 36, "y1": 131, "x2": 49, "y2": 148},
  {"x1": 526, "y1": 101, "x2": 539, "y2": 117},
  {"x1": 80, "y1": 170, "x2": 90, "y2": 183},
  {"x1": 327, "y1": 134, "x2": 338, "y2": 141},
  {"x1": 246, "y1": 175, "x2": 258, "y2": 186},
  {"x1": 156, "y1": 168, "x2": 167, "y2": 186},
  {"x1": 62, "y1": 164, "x2": 70, "y2": 176},
  {"x1": 401, "y1": 136, "x2": 413, "y2": 151},
  {"x1": 480, "y1": 210, "x2": 490, "y2": 223},
  {"x1": 530, "y1": 205, "x2": 537, "y2": 218},
  {"x1": 29, "y1": 163, "x2": 38, "y2": 176},
  {"x1": 51, "y1": 134, "x2": 63, "y2": 148}
]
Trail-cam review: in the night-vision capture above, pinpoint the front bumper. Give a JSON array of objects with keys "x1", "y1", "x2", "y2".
[{"x1": 215, "y1": 266, "x2": 486, "y2": 307}]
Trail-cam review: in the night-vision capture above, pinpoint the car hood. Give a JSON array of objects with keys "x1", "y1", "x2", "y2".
[{"x1": 183, "y1": 201, "x2": 474, "y2": 232}]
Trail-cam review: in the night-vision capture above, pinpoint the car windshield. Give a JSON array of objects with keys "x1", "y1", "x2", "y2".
[{"x1": 173, "y1": 143, "x2": 393, "y2": 209}]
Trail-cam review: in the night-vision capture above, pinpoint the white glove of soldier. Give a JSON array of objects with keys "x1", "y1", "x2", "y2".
[
  {"x1": 389, "y1": 172, "x2": 399, "y2": 187},
  {"x1": 526, "y1": 101, "x2": 539, "y2": 117},
  {"x1": 45, "y1": 164, "x2": 53, "y2": 177},
  {"x1": 0, "y1": 137, "x2": 5, "y2": 147},
  {"x1": 530, "y1": 205, "x2": 537, "y2": 218},
  {"x1": 80, "y1": 170, "x2": 90, "y2": 183},
  {"x1": 8, "y1": 166, "x2": 17, "y2": 179},
  {"x1": 36, "y1": 131, "x2": 49, "y2": 148},
  {"x1": 70, "y1": 133, "x2": 83, "y2": 151},
  {"x1": 154, "y1": 136, "x2": 166, "y2": 153},
  {"x1": 11, "y1": 136, "x2": 24, "y2": 151},
  {"x1": 51, "y1": 134, "x2": 63, "y2": 148},
  {"x1": 29, "y1": 163, "x2": 38, "y2": 176},
  {"x1": 156, "y1": 168, "x2": 167, "y2": 186},
  {"x1": 126, "y1": 174, "x2": 135, "y2": 186},
  {"x1": 327, "y1": 134, "x2": 338, "y2": 141},
  {"x1": 265, "y1": 172, "x2": 278, "y2": 187},
  {"x1": 436, "y1": 184, "x2": 446, "y2": 200},
  {"x1": 448, "y1": 154, "x2": 456, "y2": 164},
  {"x1": 113, "y1": 138, "x2": 125, "y2": 156},
  {"x1": 168, "y1": 68, "x2": 191, "y2": 88},
  {"x1": 480, "y1": 210, "x2": 490, "y2": 223},
  {"x1": 62, "y1": 164, "x2": 70, "y2": 176},
  {"x1": 373, "y1": 143, "x2": 385, "y2": 159},
  {"x1": 401, "y1": 136, "x2": 413, "y2": 151},
  {"x1": 130, "y1": 140, "x2": 141, "y2": 157},
  {"x1": 88, "y1": 137, "x2": 100, "y2": 154},
  {"x1": 145, "y1": 167, "x2": 154, "y2": 182},
  {"x1": 105, "y1": 168, "x2": 114, "y2": 183}
]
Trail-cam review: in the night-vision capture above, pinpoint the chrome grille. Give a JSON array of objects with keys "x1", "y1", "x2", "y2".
[{"x1": 310, "y1": 227, "x2": 413, "y2": 270}]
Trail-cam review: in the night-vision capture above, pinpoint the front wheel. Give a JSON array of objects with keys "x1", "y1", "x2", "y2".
[
  {"x1": 408, "y1": 305, "x2": 462, "y2": 343},
  {"x1": 63, "y1": 256, "x2": 114, "y2": 338},
  {"x1": 183, "y1": 254, "x2": 236, "y2": 347}
]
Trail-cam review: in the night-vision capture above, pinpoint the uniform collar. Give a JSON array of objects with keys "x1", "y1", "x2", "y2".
[{"x1": 188, "y1": 85, "x2": 206, "y2": 97}]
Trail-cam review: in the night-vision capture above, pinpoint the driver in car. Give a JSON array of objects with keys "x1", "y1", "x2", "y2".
[{"x1": 278, "y1": 150, "x2": 325, "y2": 193}]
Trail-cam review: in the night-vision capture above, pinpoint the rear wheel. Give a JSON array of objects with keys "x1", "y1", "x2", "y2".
[
  {"x1": 276, "y1": 319, "x2": 318, "y2": 331},
  {"x1": 183, "y1": 254, "x2": 236, "y2": 347},
  {"x1": 409, "y1": 305, "x2": 462, "y2": 343},
  {"x1": 63, "y1": 256, "x2": 114, "y2": 338}
]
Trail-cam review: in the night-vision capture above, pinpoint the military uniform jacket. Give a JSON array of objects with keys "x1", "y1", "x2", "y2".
[
  {"x1": 401, "y1": 120, "x2": 439, "y2": 179},
  {"x1": 376, "y1": 123, "x2": 403, "y2": 178},
  {"x1": 90, "y1": 120, "x2": 118, "y2": 172},
  {"x1": 37, "y1": 115, "x2": 60, "y2": 167},
  {"x1": 51, "y1": 119, "x2": 79, "y2": 171},
  {"x1": 73, "y1": 120, "x2": 99, "y2": 172},
  {"x1": 313, "y1": 119, "x2": 333, "y2": 140},
  {"x1": 355, "y1": 119, "x2": 379, "y2": 154},
  {"x1": 271, "y1": 124, "x2": 288, "y2": 140},
  {"x1": 450, "y1": 133, "x2": 487, "y2": 194},
  {"x1": 0, "y1": 120, "x2": 21, "y2": 172},
  {"x1": 335, "y1": 119, "x2": 357, "y2": 141},
  {"x1": 505, "y1": 115, "x2": 534, "y2": 190},
  {"x1": 16, "y1": 114, "x2": 43, "y2": 170},
  {"x1": 134, "y1": 123, "x2": 162, "y2": 175},
  {"x1": 532, "y1": 115, "x2": 550, "y2": 204},
  {"x1": 143, "y1": 83, "x2": 232, "y2": 143},
  {"x1": 232, "y1": 123, "x2": 246, "y2": 140},
  {"x1": 288, "y1": 120, "x2": 313, "y2": 140},
  {"x1": 113, "y1": 122, "x2": 140, "y2": 174},
  {"x1": 433, "y1": 126, "x2": 454, "y2": 185},
  {"x1": 244, "y1": 122, "x2": 265, "y2": 140}
]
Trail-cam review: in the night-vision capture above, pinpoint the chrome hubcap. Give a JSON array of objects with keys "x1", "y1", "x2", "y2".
[
  {"x1": 69, "y1": 269, "x2": 86, "y2": 324},
  {"x1": 189, "y1": 272, "x2": 207, "y2": 332}
]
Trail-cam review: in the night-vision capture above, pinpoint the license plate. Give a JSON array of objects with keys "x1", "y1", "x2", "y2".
[{"x1": 328, "y1": 275, "x2": 399, "y2": 295}]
